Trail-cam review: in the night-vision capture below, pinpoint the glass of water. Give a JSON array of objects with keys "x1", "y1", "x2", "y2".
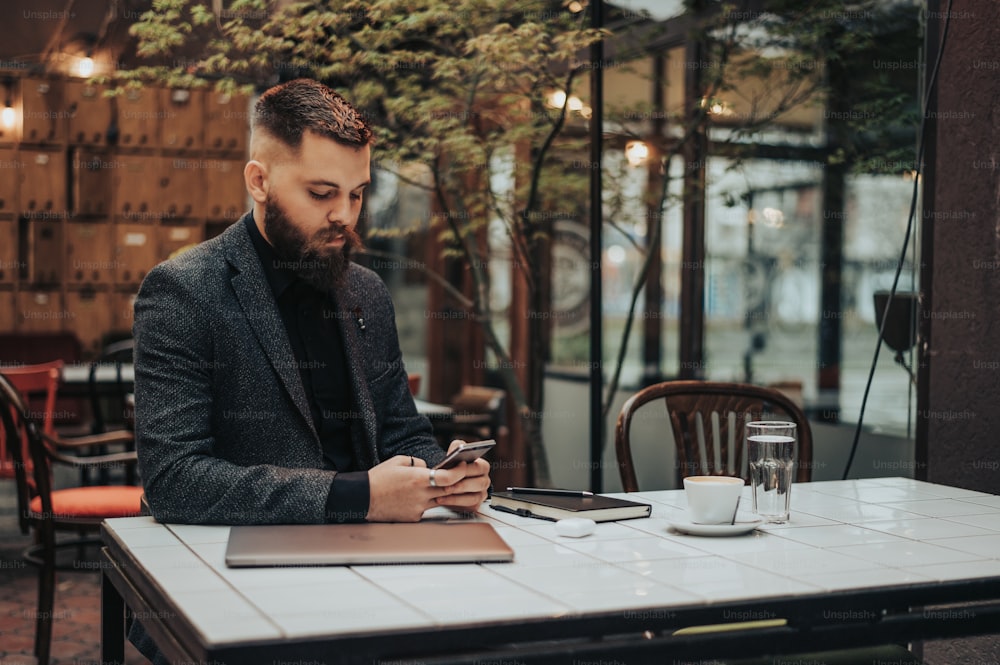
[{"x1": 746, "y1": 421, "x2": 797, "y2": 523}]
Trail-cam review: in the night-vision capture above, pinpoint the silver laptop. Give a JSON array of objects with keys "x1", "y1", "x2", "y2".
[{"x1": 224, "y1": 521, "x2": 514, "y2": 567}]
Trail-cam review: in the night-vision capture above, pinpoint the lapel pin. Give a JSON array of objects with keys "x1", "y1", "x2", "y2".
[{"x1": 353, "y1": 306, "x2": 366, "y2": 331}]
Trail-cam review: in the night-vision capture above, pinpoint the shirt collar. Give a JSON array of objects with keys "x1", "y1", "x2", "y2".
[{"x1": 244, "y1": 213, "x2": 297, "y2": 299}]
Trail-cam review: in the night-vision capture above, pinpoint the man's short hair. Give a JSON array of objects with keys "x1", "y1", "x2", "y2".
[{"x1": 253, "y1": 78, "x2": 374, "y2": 149}]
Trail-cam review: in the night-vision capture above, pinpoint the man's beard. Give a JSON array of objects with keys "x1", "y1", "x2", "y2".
[{"x1": 263, "y1": 194, "x2": 363, "y2": 293}]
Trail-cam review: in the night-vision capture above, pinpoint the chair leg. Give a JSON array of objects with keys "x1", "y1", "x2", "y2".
[
  {"x1": 77, "y1": 528, "x2": 87, "y2": 561},
  {"x1": 35, "y1": 541, "x2": 56, "y2": 665}
]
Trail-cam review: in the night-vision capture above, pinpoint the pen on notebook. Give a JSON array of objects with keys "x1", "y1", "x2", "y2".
[{"x1": 507, "y1": 487, "x2": 594, "y2": 497}]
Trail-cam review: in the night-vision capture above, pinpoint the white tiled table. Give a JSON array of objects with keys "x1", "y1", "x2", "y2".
[{"x1": 100, "y1": 478, "x2": 1000, "y2": 664}]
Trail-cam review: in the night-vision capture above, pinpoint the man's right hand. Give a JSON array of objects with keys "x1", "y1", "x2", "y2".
[{"x1": 366, "y1": 455, "x2": 486, "y2": 522}]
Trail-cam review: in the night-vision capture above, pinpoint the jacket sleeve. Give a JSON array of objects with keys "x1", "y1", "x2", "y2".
[{"x1": 133, "y1": 262, "x2": 337, "y2": 525}]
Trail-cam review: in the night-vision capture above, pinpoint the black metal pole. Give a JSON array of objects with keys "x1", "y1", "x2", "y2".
[
  {"x1": 914, "y1": 0, "x2": 940, "y2": 483},
  {"x1": 817, "y1": 29, "x2": 848, "y2": 423},
  {"x1": 641, "y1": 54, "x2": 666, "y2": 388},
  {"x1": 589, "y1": 0, "x2": 604, "y2": 493},
  {"x1": 679, "y1": 37, "x2": 707, "y2": 380}
]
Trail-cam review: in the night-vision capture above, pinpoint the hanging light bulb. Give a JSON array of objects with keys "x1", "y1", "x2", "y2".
[
  {"x1": 76, "y1": 55, "x2": 95, "y2": 78},
  {"x1": 625, "y1": 140, "x2": 650, "y2": 167},
  {"x1": 547, "y1": 90, "x2": 567, "y2": 109},
  {"x1": 545, "y1": 90, "x2": 589, "y2": 117}
]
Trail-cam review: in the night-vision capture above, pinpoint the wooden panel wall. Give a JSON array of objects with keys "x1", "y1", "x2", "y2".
[{"x1": 0, "y1": 74, "x2": 250, "y2": 357}]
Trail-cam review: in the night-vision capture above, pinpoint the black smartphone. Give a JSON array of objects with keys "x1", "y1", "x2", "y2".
[{"x1": 432, "y1": 439, "x2": 496, "y2": 470}]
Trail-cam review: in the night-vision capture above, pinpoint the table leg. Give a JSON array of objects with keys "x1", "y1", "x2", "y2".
[{"x1": 102, "y1": 565, "x2": 126, "y2": 665}]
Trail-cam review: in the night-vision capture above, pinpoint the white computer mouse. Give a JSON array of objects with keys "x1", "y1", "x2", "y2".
[{"x1": 555, "y1": 517, "x2": 596, "y2": 538}]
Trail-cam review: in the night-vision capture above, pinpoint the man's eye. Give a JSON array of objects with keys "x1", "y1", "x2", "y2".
[{"x1": 309, "y1": 191, "x2": 331, "y2": 200}]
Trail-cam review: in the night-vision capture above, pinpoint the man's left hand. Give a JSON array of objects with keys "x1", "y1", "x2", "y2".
[{"x1": 434, "y1": 439, "x2": 491, "y2": 512}]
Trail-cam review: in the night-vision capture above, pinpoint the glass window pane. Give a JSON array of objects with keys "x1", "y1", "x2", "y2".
[
  {"x1": 702, "y1": 156, "x2": 917, "y2": 436},
  {"x1": 841, "y1": 173, "x2": 919, "y2": 435},
  {"x1": 703, "y1": 157, "x2": 822, "y2": 395}
]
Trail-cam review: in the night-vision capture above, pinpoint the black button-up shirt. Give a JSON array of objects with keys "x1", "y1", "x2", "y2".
[{"x1": 245, "y1": 215, "x2": 370, "y2": 522}]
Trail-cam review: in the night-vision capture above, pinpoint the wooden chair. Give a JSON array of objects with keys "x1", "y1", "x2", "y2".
[
  {"x1": 0, "y1": 371, "x2": 144, "y2": 665},
  {"x1": 615, "y1": 380, "x2": 813, "y2": 492},
  {"x1": 2, "y1": 361, "x2": 136, "y2": 484}
]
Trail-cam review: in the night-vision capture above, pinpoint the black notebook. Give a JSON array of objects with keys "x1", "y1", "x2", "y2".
[{"x1": 489, "y1": 491, "x2": 651, "y2": 522}]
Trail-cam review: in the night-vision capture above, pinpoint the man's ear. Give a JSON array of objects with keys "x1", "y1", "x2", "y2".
[{"x1": 244, "y1": 160, "x2": 268, "y2": 204}]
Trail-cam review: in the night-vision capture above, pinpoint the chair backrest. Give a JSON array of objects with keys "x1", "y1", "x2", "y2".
[
  {"x1": 0, "y1": 361, "x2": 63, "y2": 482},
  {"x1": 1, "y1": 360, "x2": 64, "y2": 434},
  {"x1": 615, "y1": 380, "x2": 813, "y2": 492},
  {"x1": 0, "y1": 372, "x2": 52, "y2": 534},
  {"x1": 88, "y1": 338, "x2": 135, "y2": 433}
]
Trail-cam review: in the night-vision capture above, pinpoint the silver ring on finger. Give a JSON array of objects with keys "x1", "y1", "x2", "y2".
[{"x1": 429, "y1": 468, "x2": 437, "y2": 488}]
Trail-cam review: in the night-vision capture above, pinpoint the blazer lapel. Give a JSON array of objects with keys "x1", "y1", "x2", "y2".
[
  {"x1": 223, "y1": 220, "x2": 317, "y2": 437},
  {"x1": 335, "y1": 272, "x2": 379, "y2": 467}
]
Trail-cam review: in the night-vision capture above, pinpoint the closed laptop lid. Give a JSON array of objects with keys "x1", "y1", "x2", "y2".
[{"x1": 224, "y1": 521, "x2": 514, "y2": 567}]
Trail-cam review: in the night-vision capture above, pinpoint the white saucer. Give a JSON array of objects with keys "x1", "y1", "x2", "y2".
[{"x1": 668, "y1": 519, "x2": 763, "y2": 537}]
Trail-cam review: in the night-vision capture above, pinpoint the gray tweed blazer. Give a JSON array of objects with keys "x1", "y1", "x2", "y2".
[{"x1": 132, "y1": 214, "x2": 444, "y2": 524}]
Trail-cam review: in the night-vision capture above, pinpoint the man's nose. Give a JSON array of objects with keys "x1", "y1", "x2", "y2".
[{"x1": 327, "y1": 197, "x2": 352, "y2": 226}]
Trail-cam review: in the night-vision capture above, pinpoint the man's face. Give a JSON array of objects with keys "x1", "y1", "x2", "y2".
[{"x1": 260, "y1": 131, "x2": 371, "y2": 292}]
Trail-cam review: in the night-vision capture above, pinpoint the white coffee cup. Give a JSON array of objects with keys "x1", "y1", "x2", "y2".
[{"x1": 683, "y1": 475, "x2": 745, "y2": 524}]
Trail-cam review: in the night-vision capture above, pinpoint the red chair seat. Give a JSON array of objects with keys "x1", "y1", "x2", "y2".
[{"x1": 29, "y1": 486, "x2": 144, "y2": 519}]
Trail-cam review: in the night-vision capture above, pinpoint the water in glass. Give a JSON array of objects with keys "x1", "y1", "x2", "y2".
[{"x1": 748, "y1": 434, "x2": 795, "y2": 523}]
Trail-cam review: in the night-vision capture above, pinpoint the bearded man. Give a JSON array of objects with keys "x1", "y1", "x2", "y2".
[{"x1": 132, "y1": 78, "x2": 490, "y2": 528}]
